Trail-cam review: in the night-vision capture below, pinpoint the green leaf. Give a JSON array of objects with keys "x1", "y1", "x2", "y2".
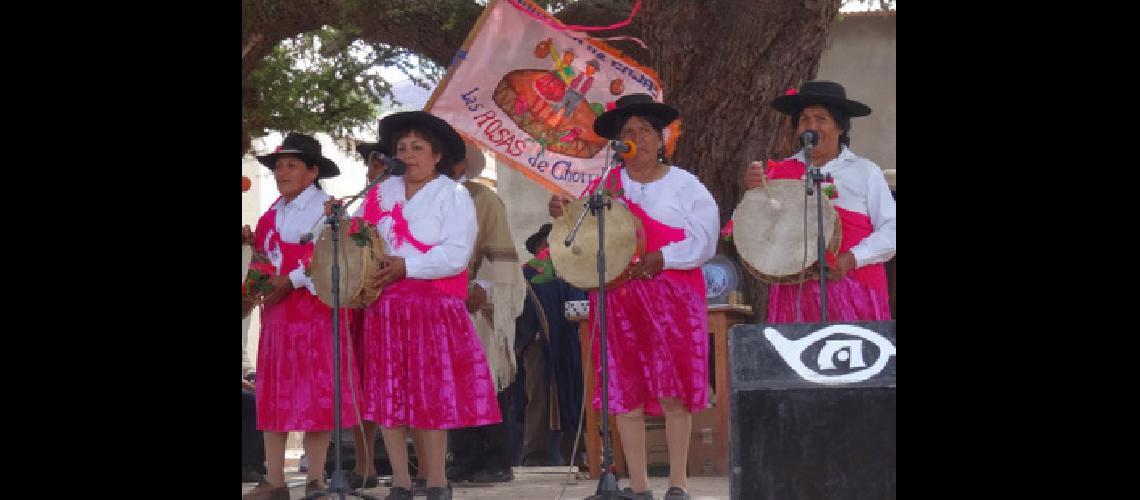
[{"x1": 246, "y1": 27, "x2": 443, "y2": 139}]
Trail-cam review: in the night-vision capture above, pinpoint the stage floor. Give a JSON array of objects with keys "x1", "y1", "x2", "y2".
[{"x1": 241, "y1": 466, "x2": 730, "y2": 499}]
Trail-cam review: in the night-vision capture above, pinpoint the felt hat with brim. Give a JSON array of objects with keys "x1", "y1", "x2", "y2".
[
  {"x1": 379, "y1": 111, "x2": 465, "y2": 171},
  {"x1": 256, "y1": 132, "x2": 341, "y2": 178},
  {"x1": 526, "y1": 223, "x2": 553, "y2": 255},
  {"x1": 592, "y1": 93, "x2": 679, "y2": 140},
  {"x1": 771, "y1": 80, "x2": 872, "y2": 117},
  {"x1": 355, "y1": 141, "x2": 388, "y2": 162}
]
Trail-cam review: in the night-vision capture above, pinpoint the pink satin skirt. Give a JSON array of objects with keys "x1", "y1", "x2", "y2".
[
  {"x1": 360, "y1": 278, "x2": 501, "y2": 429},
  {"x1": 767, "y1": 274, "x2": 891, "y2": 323},
  {"x1": 588, "y1": 273, "x2": 709, "y2": 417},
  {"x1": 256, "y1": 290, "x2": 361, "y2": 432}
]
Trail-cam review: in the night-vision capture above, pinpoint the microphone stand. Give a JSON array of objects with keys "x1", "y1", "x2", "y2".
[
  {"x1": 564, "y1": 144, "x2": 634, "y2": 500},
  {"x1": 304, "y1": 184, "x2": 382, "y2": 500},
  {"x1": 803, "y1": 140, "x2": 833, "y2": 324}
]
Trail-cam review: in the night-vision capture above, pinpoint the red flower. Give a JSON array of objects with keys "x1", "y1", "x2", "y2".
[
  {"x1": 720, "y1": 220, "x2": 734, "y2": 238},
  {"x1": 250, "y1": 262, "x2": 276, "y2": 275},
  {"x1": 823, "y1": 184, "x2": 838, "y2": 199},
  {"x1": 785, "y1": 88, "x2": 798, "y2": 96}
]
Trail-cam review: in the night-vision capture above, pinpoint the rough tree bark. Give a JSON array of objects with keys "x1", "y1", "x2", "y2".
[
  {"x1": 638, "y1": 0, "x2": 841, "y2": 320},
  {"x1": 242, "y1": 0, "x2": 842, "y2": 320}
]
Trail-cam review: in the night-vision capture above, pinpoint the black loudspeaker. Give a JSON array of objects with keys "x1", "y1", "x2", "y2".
[{"x1": 729, "y1": 321, "x2": 896, "y2": 500}]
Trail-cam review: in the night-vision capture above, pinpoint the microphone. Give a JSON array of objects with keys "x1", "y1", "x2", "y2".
[
  {"x1": 611, "y1": 140, "x2": 637, "y2": 160},
  {"x1": 381, "y1": 156, "x2": 407, "y2": 176},
  {"x1": 800, "y1": 130, "x2": 820, "y2": 148},
  {"x1": 369, "y1": 150, "x2": 407, "y2": 176}
]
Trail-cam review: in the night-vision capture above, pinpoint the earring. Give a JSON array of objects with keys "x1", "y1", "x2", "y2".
[{"x1": 657, "y1": 146, "x2": 666, "y2": 163}]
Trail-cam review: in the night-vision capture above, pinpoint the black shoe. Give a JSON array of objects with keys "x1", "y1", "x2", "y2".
[
  {"x1": 425, "y1": 486, "x2": 452, "y2": 500},
  {"x1": 623, "y1": 487, "x2": 655, "y2": 500},
  {"x1": 241, "y1": 466, "x2": 265, "y2": 484},
  {"x1": 470, "y1": 467, "x2": 514, "y2": 483},
  {"x1": 384, "y1": 486, "x2": 413, "y2": 500},
  {"x1": 663, "y1": 486, "x2": 691, "y2": 500},
  {"x1": 350, "y1": 472, "x2": 380, "y2": 489}
]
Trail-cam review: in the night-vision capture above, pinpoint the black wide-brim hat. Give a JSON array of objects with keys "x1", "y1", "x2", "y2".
[
  {"x1": 526, "y1": 223, "x2": 553, "y2": 255},
  {"x1": 256, "y1": 132, "x2": 341, "y2": 178},
  {"x1": 771, "y1": 80, "x2": 872, "y2": 117},
  {"x1": 592, "y1": 93, "x2": 680, "y2": 140},
  {"x1": 379, "y1": 111, "x2": 465, "y2": 171},
  {"x1": 355, "y1": 141, "x2": 388, "y2": 161}
]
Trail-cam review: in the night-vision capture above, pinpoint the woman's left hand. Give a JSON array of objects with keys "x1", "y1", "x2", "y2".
[
  {"x1": 373, "y1": 256, "x2": 407, "y2": 289},
  {"x1": 827, "y1": 251, "x2": 858, "y2": 280},
  {"x1": 628, "y1": 250, "x2": 664, "y2": 280},
  {"x1": 261, "y1": 275, "x2": 294, "y2": 305}
]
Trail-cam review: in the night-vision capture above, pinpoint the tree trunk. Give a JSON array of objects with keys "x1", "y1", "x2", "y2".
[
  {"x1": 242, "y1": 0, "x2": 843, "y2": 320},
  {"x1": 638, "y1": 0, "x2": 841, "y2": 320}
]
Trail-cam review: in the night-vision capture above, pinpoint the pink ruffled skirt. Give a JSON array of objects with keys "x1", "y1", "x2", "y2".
[
  {"x1": 360, "y1": 278, "x2": 501, "y2": 429},
  {"x1": 256, "y1": 291, "x2": 362, "y2": 432},
  {"x1": 588, "y1": 273, "x2": 709, "y2": 417},
  {"x1": 767, "y1": 275, "x2": 891, "y2": 323}
]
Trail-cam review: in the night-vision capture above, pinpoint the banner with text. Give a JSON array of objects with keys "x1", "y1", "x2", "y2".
[{"x1": 426, "y1": 0, "x2": 676, "y2": 198}]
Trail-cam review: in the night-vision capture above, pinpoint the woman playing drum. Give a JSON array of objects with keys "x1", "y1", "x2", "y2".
[
  {"x1": 744, "y1": 80, "x2": 896, "y2": 322},
  {"x1": 358, "y1": 111, "x2": 499, "y2": 500},
  {"x1": 548, "y1": 94, "x2": 718, "y2": 500}
]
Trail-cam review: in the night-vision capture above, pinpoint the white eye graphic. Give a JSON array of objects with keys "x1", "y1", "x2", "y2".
[
  {"x1": 764, "y1": 324, "x2": 896, "y2": 385},
  {"x1": 817, "y1": 339, "x2": 866, "y2": 370}
]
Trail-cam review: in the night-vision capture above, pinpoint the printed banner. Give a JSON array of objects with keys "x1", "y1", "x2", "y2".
[{"x1": 425, "y1": 0, "x2": 677, "y2": 198}]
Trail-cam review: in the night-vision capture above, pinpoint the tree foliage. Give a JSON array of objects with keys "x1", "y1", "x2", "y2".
[{"x1": 245, "y1": 27, "x2": 443, "y2": 139}]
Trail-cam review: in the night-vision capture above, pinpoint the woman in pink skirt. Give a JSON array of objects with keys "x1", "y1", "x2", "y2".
[
  {"x1": 243, "y1": 132, "x2": 361, "y2": 500},
  {"x1": 360, "y1": 112, "x2": 500, "y2": 500},
  {"x1": 744, "y1": 80, "x2": 896, "y2": 322},
  {"x1": 549, "y1": 94, "x2": 720, "y2": 500}
]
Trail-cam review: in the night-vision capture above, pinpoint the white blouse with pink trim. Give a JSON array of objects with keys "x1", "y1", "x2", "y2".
[
  {"x1": 615, "y1": 166, "x2": 719, "y2": 271},
  {"x1": 370, "y1": 175, "x2": 477, "y2": 280},
  {"x1": 264, "y1": 184, "x2": 328, "y2": 294},
  {"x1": 789, "y1": 146, "x2": 896, "y2": 267}
]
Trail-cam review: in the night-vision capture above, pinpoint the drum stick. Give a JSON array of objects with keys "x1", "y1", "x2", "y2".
[{"x1": 755, "y1": 159, "x2": 781, "y2": 210}]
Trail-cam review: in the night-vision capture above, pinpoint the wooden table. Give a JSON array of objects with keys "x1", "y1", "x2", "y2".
[{"x1": 569, "y1": 303, "x2": 754, "y2": 478}]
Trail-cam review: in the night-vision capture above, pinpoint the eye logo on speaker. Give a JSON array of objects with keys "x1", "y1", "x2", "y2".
[{"x1": 764, "y1": 324, "x2": 896, "y2": 385}]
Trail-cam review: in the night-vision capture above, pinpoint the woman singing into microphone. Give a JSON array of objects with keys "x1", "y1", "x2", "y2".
[{"x1": 548, "y1": 94, "x2": 718, "y2": 500}]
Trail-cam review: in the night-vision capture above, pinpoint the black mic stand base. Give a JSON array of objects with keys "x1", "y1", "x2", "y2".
[
  {"x1": 303, "y1": 205, "x2": 380, "y2": 500},
  {"x1": 300, "y1": 468, "x2": 381, "y2": 500},
  {"x1": 584, "y1": 467, "x2": 636, "y2": 500}
]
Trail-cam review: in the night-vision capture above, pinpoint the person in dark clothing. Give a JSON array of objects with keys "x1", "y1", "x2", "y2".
[
  {"x1": 512, "y1": 223, "x2": 588, "y2": 466},
  {"x1": 242, "y1": 379, "x2": 267, "y2": 483}
]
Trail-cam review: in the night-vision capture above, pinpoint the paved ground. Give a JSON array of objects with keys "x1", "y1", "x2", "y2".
[{"x1": 241, "y1": 466, "x2": 730, "y2": 499}]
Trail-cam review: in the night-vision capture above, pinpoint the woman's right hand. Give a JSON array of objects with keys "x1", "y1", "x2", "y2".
[
  {"x1": 372, "y1": 256, "x2": 407, "y2": 289},
  {"x1": 744, "y1": 160, "x2": 766, "y2": 190},
  {"x1": 260, "y1": 275, "x2": 294, "y2": 305},
  {"x1": 323, "y1": 198, "x2": 344, "y2": 217},
  {"x1": 549, "y1": 194, "x2": 569, "y2": 217}
]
